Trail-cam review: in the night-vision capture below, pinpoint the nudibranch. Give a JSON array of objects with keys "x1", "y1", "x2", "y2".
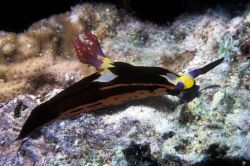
[{"x1": 16, "y1": 32, "x2": 224, "y2": 140}]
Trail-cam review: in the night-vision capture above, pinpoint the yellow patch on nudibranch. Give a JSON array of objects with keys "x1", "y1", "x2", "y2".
[
  {"x1": 177, "y1": 74, "x2": 194, "y2": 89},
  {"x1": 161, "y1": 73, "x2": 194, "y2": 90},
  {"x1": 97, "y1": 56, "x2": 114, "y2": 70},
  {"x1": 98, "y1": 56, "x2": 112, "y2": 63}
]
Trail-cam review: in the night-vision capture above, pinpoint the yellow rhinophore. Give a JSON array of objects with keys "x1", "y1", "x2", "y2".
[{"x1": 98, "y1": 56, "x2": 114, "y2": 70}]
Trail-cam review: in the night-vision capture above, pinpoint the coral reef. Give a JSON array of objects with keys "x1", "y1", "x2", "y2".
[
  {"x1": 0, "y1": 3, "x2": 119, "y2": 102},
  {"x1": 0, "y1": 2, "x2": 250, "y2": 166}
]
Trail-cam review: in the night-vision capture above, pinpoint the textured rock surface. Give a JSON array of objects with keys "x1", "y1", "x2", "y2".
[{"x1": 0, "y1": 3, "x2": 249, "y2": 166}]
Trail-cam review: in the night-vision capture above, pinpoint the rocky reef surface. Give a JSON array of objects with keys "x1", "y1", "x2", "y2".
[{"x1": 0, "y1": 3, "x2": 249, "y2": 166}]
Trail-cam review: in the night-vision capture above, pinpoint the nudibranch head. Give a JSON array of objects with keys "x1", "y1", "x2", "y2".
[
  {"x1": 162, "y1": 57, "x2": 225, "y2": 92},
  {"x1": 74, "y1": 32, "x2": 113, "y2": 70},
  {"x1": 163, "y1": 73, "x2": 195, "y2": 91},
  {"x1": 176, "y1": 74, "x2": 195, "y2": 90}
]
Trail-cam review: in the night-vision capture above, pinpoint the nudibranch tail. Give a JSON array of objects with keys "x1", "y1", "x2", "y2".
[
  {"x1": 16, "y1": 103, "x2": 59, "y2": 141},
  {"x1": 74, "y1": 32, "x2": 113, "y2": 70}
]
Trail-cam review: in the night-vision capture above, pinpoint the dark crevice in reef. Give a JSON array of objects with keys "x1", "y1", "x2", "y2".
[
  {"x1": 122, "y1": 142, "x2": 185, "y2": 166},
  {"x1": 193, "y1": 143, "x2": 250, "y2": 166},
  {"x1": 13, "y1": 101, "x2": 28, "y2": 118},
  {"x1": 122, "y1": 142, "x2": 250, "y2": 166},
  {"x1": 123, "y1": 142, "x2": 158, "y2": 166},
  {"x1": 193, "y1": 158, "x2": 250, "y2": 166},
  {"x1": 1, "y1": 0, "x2": 250, "y2": 32}
]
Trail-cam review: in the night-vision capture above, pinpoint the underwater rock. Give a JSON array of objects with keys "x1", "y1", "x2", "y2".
[
  {"x1": 243, "y1": 132, "x2": 250, "y2": 161},
  {"x1": 0, "y1": 2, "x2": 250, "y2": 166},
  {"x1": 0, "y1": 32, "x2": 17, "y2": 56}
]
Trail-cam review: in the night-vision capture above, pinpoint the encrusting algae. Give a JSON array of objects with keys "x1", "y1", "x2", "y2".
[{"x1": 0, "y1": 4, "x2": 119, "y2": 102}]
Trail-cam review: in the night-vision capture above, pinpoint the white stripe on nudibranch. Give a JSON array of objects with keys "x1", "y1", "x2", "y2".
[
  {"x1": 94, "y1": 70, "x2": 117, "y2": 82},
  {"x1": 161, "y1": 73, "x2": 178, "y2": 85}
]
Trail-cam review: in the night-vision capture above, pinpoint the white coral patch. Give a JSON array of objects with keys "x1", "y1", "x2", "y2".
[
  {"x1": 102, "y1": 106, "x2": 174, "y2": 134},
  {"x1": 69, "y1": 11, "x2": 80, "y2": 23}
]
